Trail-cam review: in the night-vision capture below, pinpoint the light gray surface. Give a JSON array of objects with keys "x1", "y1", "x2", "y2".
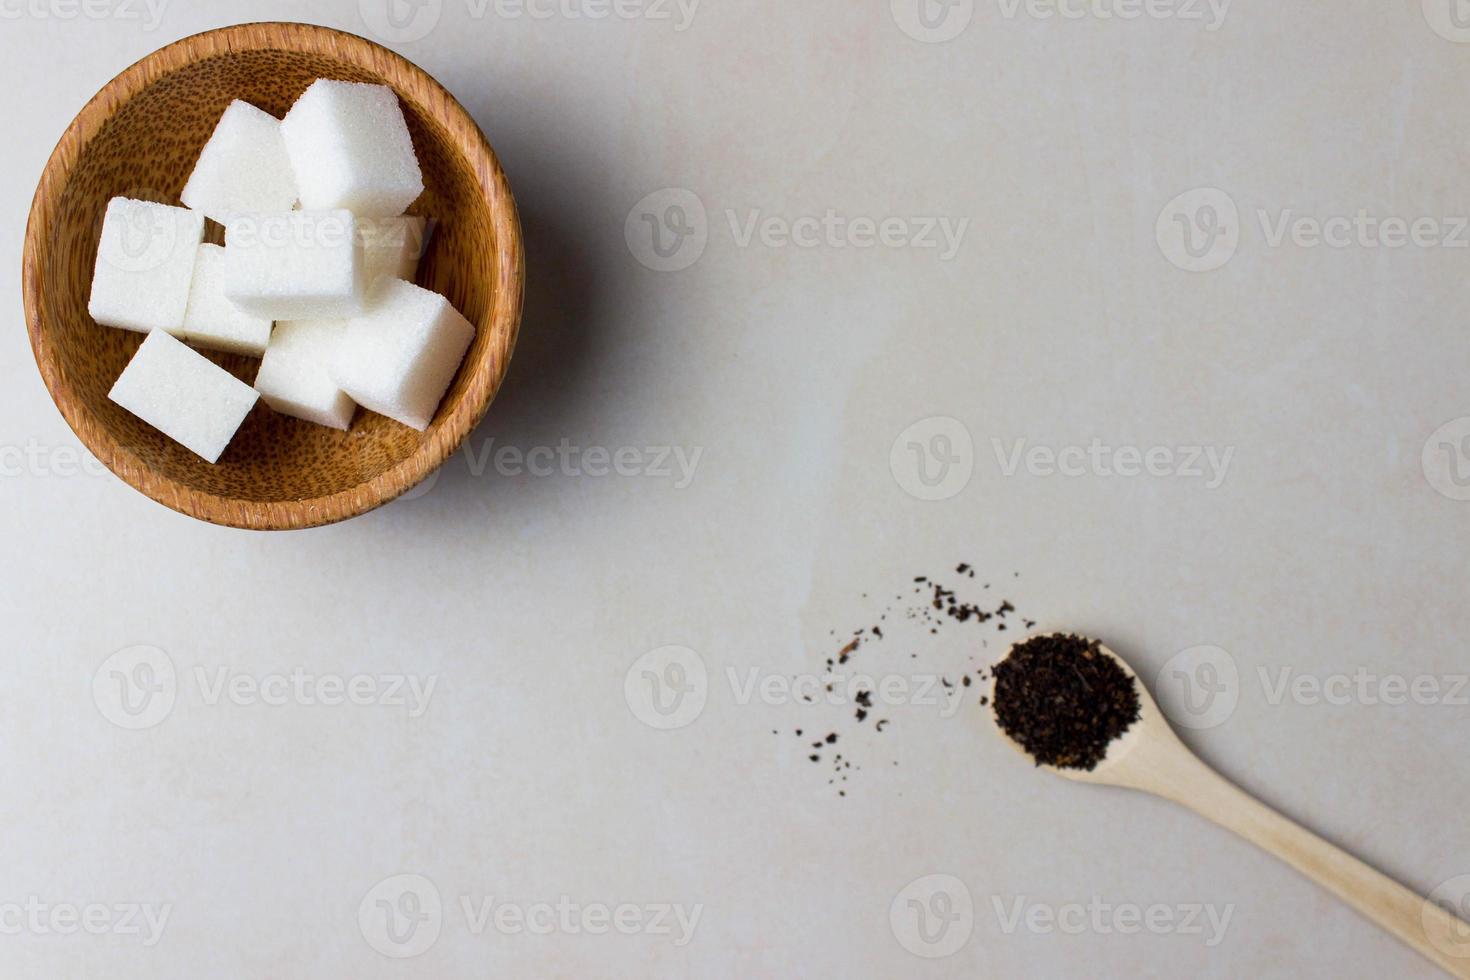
[{"x1": 3, "y1": 1, "x2": 1469, "y2": 976}]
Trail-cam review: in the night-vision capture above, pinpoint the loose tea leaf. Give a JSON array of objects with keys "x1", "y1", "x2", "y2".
[
  {"x1": 991, "y1": 633, "x2": 1140, "y2": 771},
  {"x1": 784, "y1": 564, "x2": 1026, "y2": 792}
]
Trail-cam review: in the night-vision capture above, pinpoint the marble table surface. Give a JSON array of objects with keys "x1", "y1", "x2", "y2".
[{"x1": 3, "y1": 1, "x2": 1468, "y2": 976}]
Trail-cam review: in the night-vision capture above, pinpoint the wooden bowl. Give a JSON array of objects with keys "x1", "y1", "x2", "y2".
[{"x1": 22, "y1": 22, "x2": 524, "y2": 530}]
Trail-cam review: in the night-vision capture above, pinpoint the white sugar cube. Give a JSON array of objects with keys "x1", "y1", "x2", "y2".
[
  {"x1": 332, "y1": 279, "x2": 474, "y2": 431},
  {"x1": 88, "y1": 198, "x2": 205, "y2": 334},
  {"x1": 223, "y1": 210, "x2": 364, "y2": 320},
  {"x1": 180, "y1": 100, "x2": 298, "y2": 224},
  {"x1": 109, "y1": 330, "x2": 258, "y2": 463},
  {"x1": 280, "y1": 80, "x2": 423, "y2": 218},
  {"x1": 359, "y1": 216, "x2": 428, "y2": 284},
  {"x1": 254, "y1": 320, "x2": 356, "y2": 430},
  {"x1": 180, "y1": 244, "x2": 273, "y2": 356}
]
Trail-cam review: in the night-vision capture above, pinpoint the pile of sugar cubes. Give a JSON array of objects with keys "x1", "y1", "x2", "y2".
[{"x1": 89, "y1": 80, "x2": 476, "y2": 464}]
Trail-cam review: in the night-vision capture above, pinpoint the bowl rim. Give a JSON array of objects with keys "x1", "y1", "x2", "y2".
[{"x1": 21, "y1": 21, "x2": 525, "y2": 531}]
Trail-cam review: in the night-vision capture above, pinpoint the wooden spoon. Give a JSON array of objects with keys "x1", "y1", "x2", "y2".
[{"x1": 991, "y1": 635, "x2": 1470, "y2": 977}]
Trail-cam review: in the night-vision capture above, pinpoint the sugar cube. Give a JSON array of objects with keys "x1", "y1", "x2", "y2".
[
  {"x1": 359, "y1": 216, "x2": 428, "y2": 285},
  {"x1": 223, "y1": 210, "x2": 364, "y2": 320},
  {"x1": 280, "y1": 80, "x2": 424, "y2": 218},
  {"x1": 332, "y1": 279, "x2": 474, "y2": 431},
  {"x1": 180, "y1": 244, "x2": 273, "y2": 356},
  {"x1": 108, "y1": 330, "x2": 259, "y2": 463},
  {"x1": 254, "y1": 320, "x2": 357, "y2": 430},
  {"x1": 179, "y1": 100, "x2": 299, "y2": 224},
  {"x1": 88, "y1": 198, "x2": 205, "y2": 334}
]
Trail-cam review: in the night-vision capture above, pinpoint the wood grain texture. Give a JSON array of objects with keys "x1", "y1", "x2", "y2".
[
  {"x1": 993, "y1": 638, "x2": 1470, "y2": 977},
  {"x1": 22, "y1": 22, "x2": 525, "y2": 530}
]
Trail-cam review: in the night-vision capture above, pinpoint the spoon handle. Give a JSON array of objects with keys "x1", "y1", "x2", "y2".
[{"x1": 1153, "y1": 753, "x2": 1470, "y2": 977}]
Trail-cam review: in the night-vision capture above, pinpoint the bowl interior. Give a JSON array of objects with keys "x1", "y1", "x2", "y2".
[{"x1": 33, "y1": 39, "x2": 509, "y2": 516}]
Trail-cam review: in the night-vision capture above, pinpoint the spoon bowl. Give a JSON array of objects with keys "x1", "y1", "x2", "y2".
[
  {"x1": 990, "y1": 632, "x2": 1470, "y2": 977},
  {"x1": 989, "y1": 636, "x2": 1181, "y2": 788}
]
